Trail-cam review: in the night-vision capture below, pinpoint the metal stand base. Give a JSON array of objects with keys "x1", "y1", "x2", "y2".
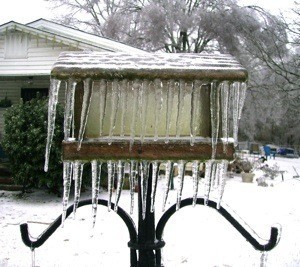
[{"x1": 20, "y1": 164, "x2": 279, "y2": 267}]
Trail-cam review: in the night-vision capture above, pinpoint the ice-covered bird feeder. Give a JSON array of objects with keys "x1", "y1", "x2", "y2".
[{"x1": 20, "y1": 52, "x2": 280, "y2": 267}]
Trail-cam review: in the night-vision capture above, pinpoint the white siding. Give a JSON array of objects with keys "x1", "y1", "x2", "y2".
[
  {"x1": 0, "y1": 32, "x2": 81, "y2": 76},
  {"x1": 4, "y1": 33, "x2": 28, "y2": 59}
]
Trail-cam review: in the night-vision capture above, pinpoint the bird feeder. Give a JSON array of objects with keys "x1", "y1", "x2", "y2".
[{"x1": 20, "y1": 52, "x2": 280, "y2": 267}]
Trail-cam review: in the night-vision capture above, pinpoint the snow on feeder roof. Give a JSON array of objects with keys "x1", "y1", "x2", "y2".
[
  {"x1": 51, "y1": 51, "x2": 247, "y2": 81},
  {"x1": 45, "y1": 51, "x2": 248, "y2": 223}
]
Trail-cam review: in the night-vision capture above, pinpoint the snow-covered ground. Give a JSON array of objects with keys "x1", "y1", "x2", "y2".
[{"x1": 1, "y1": 157, "x2": 300, "y2": 267}]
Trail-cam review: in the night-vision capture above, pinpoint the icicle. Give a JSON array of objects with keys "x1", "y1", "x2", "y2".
[
  {"x1": 150, "y1": 161, "x2": 159, "y2": 212},
  {"x1": 190, "y1": 81, "x2": 201, "y2": 146},
  {"x1": 62, "y1": 161, "x2": 73, "y2": 226},
  {"x1": 154, "y1": 79, "x2": 163, "y2": 141},
  {"x1": 130, "y1": 80, "x2": 140, "y2": 148},
  {"x1": 210, "y1": 81, "x2": 220, "y2": 159},
  {"x1": 129, "y1": 160, "x2": 137, "y2": 214},
  {"x1": 77, "y1": 78, "x2": 93, "y2": 150},
  {"x1": 31, "y1": 248, "x2": 35, "y2": 267},
  {"x1": 231, "y1": 82, "x2": 240, "y2": 147},
  {"x1": 114, "y1": 160, "x2": 125, "y2": 212},
  {"x1": 192, "y1": 160, "x2": 200, "y2": 206},
  {"x1": 64, "y1": 79, "x2": 77, "y2": 140},
  {"x1": 140, "y1": 161, "x2": 149, "y2": 219},
  {"x1": 107, "y1": 160, "x2": 115, "y2": 212},
  {"x1": 176, "y1": 80, "x2": 185, "y2": 138},
  {"x1": 165, "y1": 80, "x2": 175, "y2": 143},
  {"x1": 176, "y1": 160, "x2": 186, "y2": 210},
  {"x1": 203, "y1": 160, "x2": 214, "y2": 205},
  {"x1": 162, "y1": 161, "x2": 174, "y2": 212},
  {"x1": 44, "y1": 78, "x2": 61, "y2": 172},
  {"x1": 238, "y1": 82, "x2": 247, "y2": 120},
  {"x1": 108, "y1": 80, "x2": 120, "y2": 145},
  {"x1": 212, "y1": 161, "x2": 221, "y2": 189},
  {"x1": 91, "y1": 160, "x2": 102, "y2": 227},
  {"x1": 99, "y1": 79, "x2": 107, "y2": 137},
  {"x1": 216, "y1": 160, "x2": 228, "y2": 209},
  {"x1": 140, "y1": 81, "x2": 149, "y2": 143},
  {"x1": 73, "y1": 161, "x2": 84, "y2": 217},
  {"x1": 220, "y1": 82, "x2": 229, "y2": 153},
  {"x1": 120, "y1": 80, "x2": 128, "y2": 137},
  {"x1": 260, "y1": 251, "x2": 268, "y2": 267}
]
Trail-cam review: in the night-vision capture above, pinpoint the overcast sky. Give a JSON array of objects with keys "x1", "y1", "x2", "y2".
[{"x1": 0, "y1": 0, "x2": 296, "y2": 26}]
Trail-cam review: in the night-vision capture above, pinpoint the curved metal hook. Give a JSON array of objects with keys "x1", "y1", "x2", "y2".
[
  {"x1": 20, "y1": 199, "x2": 138, "y2": 265},
  {"x1": 156, "y1": 197, "x2": 279, "y2": 252}
]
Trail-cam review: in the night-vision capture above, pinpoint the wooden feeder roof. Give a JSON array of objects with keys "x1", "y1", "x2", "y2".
[{"x1": 51, "y1": 51, "x2": 248, "y2": 82}]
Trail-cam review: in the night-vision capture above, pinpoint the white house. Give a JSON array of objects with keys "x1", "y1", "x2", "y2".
[{"x1": 0, "y1": 18, "x2": 145, "y2": 138}]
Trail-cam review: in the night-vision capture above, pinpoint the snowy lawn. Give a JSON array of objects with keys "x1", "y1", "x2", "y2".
[{"x1": 1, "y1": 157, "x2": 300, "y2": 267}]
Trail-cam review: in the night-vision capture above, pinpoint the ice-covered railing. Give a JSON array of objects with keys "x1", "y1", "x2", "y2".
[{"x1": 45, "y1": 51, "x2": 248, "y2": 225}]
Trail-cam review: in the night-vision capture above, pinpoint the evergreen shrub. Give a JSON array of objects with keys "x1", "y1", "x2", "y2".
[{"x1": 1, "y1": 97, "x2": 64, "y2": 193}]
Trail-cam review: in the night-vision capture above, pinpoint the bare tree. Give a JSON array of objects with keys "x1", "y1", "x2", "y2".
[{"x1": 47, "y1": 0, "x2": 299, "y2": 148}]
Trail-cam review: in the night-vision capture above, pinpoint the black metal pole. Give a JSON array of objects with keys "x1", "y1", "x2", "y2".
[
  {"x1": 137, "y1": 164, "x2": 157, "y2": 266},
  {"x1": 20, "y1": 166, "x2": 279, "y2": 266}
]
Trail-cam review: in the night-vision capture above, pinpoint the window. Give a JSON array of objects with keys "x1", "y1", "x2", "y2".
[
  {"x1": 4, "y1": 32, "x2": 28, "y2": 59},
  {"x1": 21, "y1": 88, "x2": 48, "y2": 102}
]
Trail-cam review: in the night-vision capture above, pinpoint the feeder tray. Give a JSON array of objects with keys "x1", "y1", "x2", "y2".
[{"x1": 50, "y1": 52, "x2": 248, "y2": 161}]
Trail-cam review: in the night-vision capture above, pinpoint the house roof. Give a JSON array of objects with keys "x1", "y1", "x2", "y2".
[{"x1": 0, "y1": 18, "x2": 145, "y2": 54}]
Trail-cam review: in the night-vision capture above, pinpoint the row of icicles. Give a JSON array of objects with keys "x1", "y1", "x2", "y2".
[
  {"x1": 44, "y1": 77, "x2": 246, "y2": 225},
  {"x1": 45, "y1": 78, "x2": 247, "y2": 172},
  {"x1": 62, "y1": 159, "x2": 228, "y2": 226}
]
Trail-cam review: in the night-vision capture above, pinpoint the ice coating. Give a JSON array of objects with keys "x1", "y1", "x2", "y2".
[
  {"x1": 162, "y1": 161, "x2": 174, "y2": 212},
  {"x1": 231, "y1": 82, "x2": 247, "y2": 146},
  {"x1": 139, "y1": 81, "x2": 149, "y2": 143},
  {"x1": 108, "y1": 80, "x2": 120, "y2": 145},
  {"x1": 114, "y1": 160, "x2": 124, "y2": 212},
  {"x1": 44, "y1": 78, "x2": 61, "y2": 172},
  {"x1": 45, "y1": 52, "x2": 248, "y2": 223},
  {"x1": 238, "y1": 82, "x2": 247, "y2": 120},
  {"x1": 77, "y1": 78, "x2": 93, "y2": 150},
  {"x1": 210, "y1": 81, "x2": 220, "y2": 159},
  {"x1": 99, "y1": 79, "x2": 107, "y2": 136},
  {"x1": 107, "y1": 160, "x2": 115, "y2": 212},
  {"x1": 216, "y1": 160, "x2": 228, "y2": 209},
  {"x1": 176, "y1": 161, "x2": 186, "y2": 210},
  {"x1": 64, "y1": 79, "x2": 77, "y2": 140},
  {"x1": 51, "y1": 52, "x2": 248, "y2": 81},
  {"x1": 140, "y1": 161, "x2": 150, "y2": 219},
  {"x1": 129, "y1": 160, "x2": 137, "y2": 214},
  {"x1": 150, "y1": 161, "x2": 159, "y2": 212},
  {"x1": 154, "y1": 79, "x2": 163, "y2": 141},
  {"x1": 203, "y1": 159, "x2": 229, "y2": 208},
  {"x1": 204, "y1": 160, "x2": 213, "y2": 205},
  {"x1": 192, "y1": 160, "x2": 200, "y2": 206},
  {"x1": 91, "y1": 160, "x2": 102, "y2": 226},
  {"x1": 73, "y1": 161, "x2": 84, "y2": 217},
  {"x1": 120, "y1": 80, "x2": 128, "y2": 137},
  {"x1": 175, "y1": 80, "x2": 186, "y2": 138},
  {"x1": 62, "y1": 161, "x2": 73, "y2": 226},
  {"x1": 220, "y1": 81, "x2": 229, "y2": 152},
  {"x1": 129, "y1": 80, "x2": 140, "y2": 148},
  {"x1": 260, "y1": 251, "x2": 268, "y2": 267},
  {"x1": 165, "y1": 80, "x2": 175, "y2": 143},
  {"x1": 190, "y1": 81, "x2": 201, "y2": 146},
  {"x1": 59, "y1": 159, "x2": 231, "y2": 221},
  {"x1": 45, "y1": 78, "x2": 246, "y2": 153},
  {"x1": 31, "y1": 249, "x2": 35, "y2": 267}
]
